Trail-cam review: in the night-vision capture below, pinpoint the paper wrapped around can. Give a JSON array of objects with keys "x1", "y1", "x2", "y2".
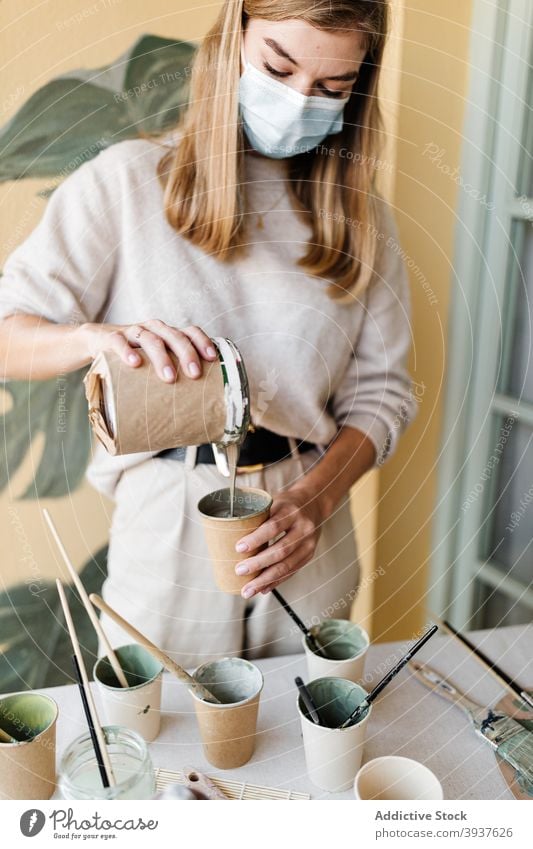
[{"x1": 83, "y1": 349, "x2": 228, "y2": 455}]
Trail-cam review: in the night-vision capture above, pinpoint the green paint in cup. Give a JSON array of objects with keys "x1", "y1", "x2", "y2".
[{"x1": 93, "y1": 645, "x2": 164, "y2": 743}]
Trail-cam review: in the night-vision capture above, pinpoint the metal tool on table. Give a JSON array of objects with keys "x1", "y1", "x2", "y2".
[
  {"x1": 438, "y1": 618, "x2": 533, "y2": 711},
  {"x1": 410, "y1": 661, "x2": 533, "y2": 797}
]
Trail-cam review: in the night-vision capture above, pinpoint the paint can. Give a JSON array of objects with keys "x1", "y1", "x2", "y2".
[{"x1": 84, "y1": 336, "x2": 250, "y2": 474}]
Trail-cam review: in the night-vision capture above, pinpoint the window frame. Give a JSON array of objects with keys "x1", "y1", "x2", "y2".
[{"x1": 430, "y1": 0, "x2": 533, "y2": 627}]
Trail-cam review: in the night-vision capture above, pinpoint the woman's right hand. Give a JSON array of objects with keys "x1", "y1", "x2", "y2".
[{"x1": 78, "y1": 319, "x2": 218, "y2": 382}]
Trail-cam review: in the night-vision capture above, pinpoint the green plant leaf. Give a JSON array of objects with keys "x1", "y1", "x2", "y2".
[
  {"x1": 0, "y1": 369, "x2": 91, "y2": 498},
  {"x1": 0, "y1": 545, "x2": 108, "y2": 692},
  {"x1": 122, "y1": 35, "x2": 196, "y2": 134},
  {"x1": 0, "y1": 33, "x2": 195, "y2": 182}
]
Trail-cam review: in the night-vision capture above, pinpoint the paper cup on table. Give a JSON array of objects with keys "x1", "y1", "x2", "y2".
[
  {"x1": 0, "y1": 692, "x2": 58, "y2": 799},
  {"x1": 297, "y1": 677, "x2": 371, "y2": 792},
  {"x1": 93, "y1": 644, "x2": 164, "y2": 742},
  {"x1": 189, "y1": 657, "x2": 263, "y2": 769},
  {"x1": 303, "y1": 619, "x2": 369, "y2": 683},
  {"x1": 198, "y1": 487, "x2": 272, "y2": 594},
  {"x1": 354, "y1": 756, "x2": 444, "y2": 800}
]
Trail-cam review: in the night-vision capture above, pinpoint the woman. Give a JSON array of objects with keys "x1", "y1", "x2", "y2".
[{"x1": 0, "y1": 0, "x2": 416, "y2": 667}]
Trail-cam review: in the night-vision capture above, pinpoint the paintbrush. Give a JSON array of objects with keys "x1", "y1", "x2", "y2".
[
  {"x1": 411, "y1": 661, "x2": 533, "y2": 790},
  {"x1": 271, "y1": 589, "x2": 327, "y2": 657},
  {"x1": 71, "y1": 654, "x2": 109, "y2": 788},
  {"x1": 295, "y1": 676, "x2": 322, "y2": 725},
  {"x1": 339, "y1": 624, "x2": 438, "y2": 728},
  {"x1": 89, "y1": 593, "x2": 220, "y2": 704},
  {"x1": 43, "y1": 508, "x2": 129, "y2": 689},
  {"x1": 440, "y1": 618, "x2": 533, "y2": 711},
  {"x1": 56, "y1": 580, "x2": 115, "y2": 786}
]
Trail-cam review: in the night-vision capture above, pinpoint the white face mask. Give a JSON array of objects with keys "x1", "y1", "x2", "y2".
[{"x1": 238, "y1": 58, "x2": 350, "y2": 159}]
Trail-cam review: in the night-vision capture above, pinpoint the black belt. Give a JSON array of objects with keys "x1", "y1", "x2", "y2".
[{"x1": 155, "y1": 428, "x2": 317, "y2": 471}]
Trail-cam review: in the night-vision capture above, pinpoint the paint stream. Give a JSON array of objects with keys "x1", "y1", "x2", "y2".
[{"x1": 226, "y1": 442, "x2": 240, "y2": 518}]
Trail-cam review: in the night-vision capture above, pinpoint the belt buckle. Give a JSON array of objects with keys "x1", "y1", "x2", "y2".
[{"x1": 236, "y1": 462, "x2": 264, "y2": 475}]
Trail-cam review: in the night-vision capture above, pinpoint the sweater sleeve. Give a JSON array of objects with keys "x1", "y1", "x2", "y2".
[
  {"x1": 330, "y1": 198, "x2": 419, "y2": 466},
  {"x1": 0, "y1": 152, "x2": 117, "y2": 326}
]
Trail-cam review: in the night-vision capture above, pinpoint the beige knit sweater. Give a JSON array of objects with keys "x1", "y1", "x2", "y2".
[{"x1": 0, "y1": 137, "x2": 417, "y2": 498}]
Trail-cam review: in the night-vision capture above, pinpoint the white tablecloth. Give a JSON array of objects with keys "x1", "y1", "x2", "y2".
[{"x1": 44, "y1": 624, "x2": 533, "y2": 800}]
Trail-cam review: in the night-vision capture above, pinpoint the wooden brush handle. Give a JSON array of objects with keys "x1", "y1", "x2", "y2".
[
  {"x1": 43, "y1": 508, "x2": 129, "y2": 689},
  {"x1": 183, "y1": 767, "x2": 228, "y2": 800},
  {"x1": 89, "y1": 594, "x2": 219, "y2": 704},
  {"x1": 409, "y1": 661, "x2": 484, "y2": 715}
]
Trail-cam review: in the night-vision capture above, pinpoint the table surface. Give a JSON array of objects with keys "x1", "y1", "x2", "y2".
[{"x1": 44, "y1": 624, "x2": 533, "y2": 800}]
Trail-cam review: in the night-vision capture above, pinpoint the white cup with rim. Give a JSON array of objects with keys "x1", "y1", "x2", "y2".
[
  {"x1": 93, "y1": 643, "x2": 164, "y2": 743},
  {"x1": 303, "y1": 619, "x2": 370, "y2": 683},
  {"x1": 354, "y1": 755, "x2": 444, "y2": 800},
  {"x1": 297, "y1": 676, "x2": 371, "y2": 792}
]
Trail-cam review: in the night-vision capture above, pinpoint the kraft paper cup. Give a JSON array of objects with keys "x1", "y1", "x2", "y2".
[
  {"x1": 189, "y1": 657, "x2": 263, "y2": 769},
  {"x1": 297, "y1": 677, "x2": 371, "y2": 792},
  {"x1": 198, "y1": 487, "x2": 272, "y2": 594},
  {"x1": 354, "y1": 756, "x2": 444, "y2": 800},
  {"x1": 303, "y1": 619, "x2": 369, "y2": 683},
  {"x1": 0, "y1": 692, "x2": 58, "y2": 799},
  {"x1": 93, "y1": 644, "x2": 164, "y2": 743}
]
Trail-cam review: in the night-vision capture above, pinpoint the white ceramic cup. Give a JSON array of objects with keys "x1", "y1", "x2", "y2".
[
  {"x1": 93, "y1": 644, "x2": 164, "y2": 743},
  {"x1": 354, "y1": 756, "x2": 444, "y2": 800},
  {"x1": 303, "y1": 619, "x2": 370, "y2": 683},
  {"x1": 297, "y1": 677, "x2": 371, "y2": 792}
]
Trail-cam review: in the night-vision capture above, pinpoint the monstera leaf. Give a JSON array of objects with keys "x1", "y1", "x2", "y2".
[
  {"x1": 0, "y1": 545, "x2": 108, "y2": 692},
  {"x1": 0, "y1": 36, "x2": 194, "y2": 691},
  {"x1": 0, "y1": 33, "x2": 196, "y2": 181},
  {"x1": 0, "y1": 368, "x2": 91, "y2": 498},
  {"x1": 0, "y1": 34, "x2": 196, "y2": 496}
]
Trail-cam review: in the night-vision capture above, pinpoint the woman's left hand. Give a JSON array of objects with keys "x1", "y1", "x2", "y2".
[{"x1": 234, "y1": 487, "x2": 325, "y2": 599}]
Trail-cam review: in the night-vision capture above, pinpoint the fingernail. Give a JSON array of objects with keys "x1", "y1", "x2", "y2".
[
  {"x1": 163, "y1": 366, "x2": 175, "y2": 380},
  {"x1": 235, "y1": 542, "x2": 248, "y2": 553},
  {"x1": 188, "y1": 362, "x2": 201, "y2": 377},
  {"x1": 206, "y1": 346, "x2": 217, "y2": 358},
  {"x1": 242, "y1": 587, "x2": 254, "y2": 599},
  {"x1": 235, "y1": 564, "x2": 248, "y2": 576},
  {"x1": 128, "y1": 353, "x2": 140, "y2": 364}
]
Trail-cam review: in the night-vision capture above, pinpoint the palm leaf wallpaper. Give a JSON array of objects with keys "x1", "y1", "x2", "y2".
[{"x1": 0, "y1": 34, "x2": 194, "y2": 689}]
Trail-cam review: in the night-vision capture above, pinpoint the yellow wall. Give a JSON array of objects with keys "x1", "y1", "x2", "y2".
[
  {"x1": 373, "y1": 0, "x2": 475, "y2": 641},
  {"x1": 1, "y1": 1, "x2": 475, "y2": 644}
]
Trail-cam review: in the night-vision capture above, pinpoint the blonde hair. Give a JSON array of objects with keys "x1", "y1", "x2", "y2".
[{"x1": 143, "y1": 0, "x2": 389, "y2": 298}]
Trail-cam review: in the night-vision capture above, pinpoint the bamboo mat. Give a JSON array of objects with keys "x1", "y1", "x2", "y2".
[{"x1": 155, "y1": 767, "x2": 310, "y2": 800}]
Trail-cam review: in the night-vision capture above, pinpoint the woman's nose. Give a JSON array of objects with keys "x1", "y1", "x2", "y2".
[{"x1": 286, "y1": 74, "x2": 315, "y2": 98}]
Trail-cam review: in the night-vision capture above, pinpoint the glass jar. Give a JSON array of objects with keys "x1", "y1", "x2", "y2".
[{"x1": 58, "y1": 726, "x2": 156, "y2": 800}]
